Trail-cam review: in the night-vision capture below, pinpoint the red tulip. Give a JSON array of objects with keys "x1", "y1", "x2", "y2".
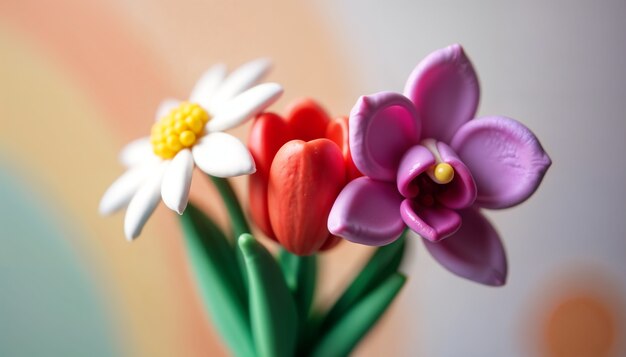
[{"x1": 248, "y1": 99, "x2": 361, "y2": 255}]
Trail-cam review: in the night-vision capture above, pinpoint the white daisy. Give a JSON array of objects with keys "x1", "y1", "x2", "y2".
[{"x1": 99, "y1": 58, "x2": 283, "y2": 240}]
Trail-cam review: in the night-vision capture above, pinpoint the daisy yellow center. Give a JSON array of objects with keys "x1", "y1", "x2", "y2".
[{"x1": 150, "y1": 102, "x2": 210, "y2": 159}]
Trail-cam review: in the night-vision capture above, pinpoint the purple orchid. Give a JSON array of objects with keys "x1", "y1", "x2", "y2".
[{"x1": 327, "y1": 44, "x2": 551, "y2": 286}]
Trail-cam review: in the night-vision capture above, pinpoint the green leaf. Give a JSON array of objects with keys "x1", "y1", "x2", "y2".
[
  {"x1": 239, "y1": 234, "x2": 298, "y2": 357},
  {"x1": 321, "y1": 232, "x2": 406, "y2": 330},
  {"x1": 278, "y1": 249, "x2": 317, "y2": 321},
  {"x1": 310, "y1": 273, "x2": 407, "y2": 357},
  {"x1": 180, "y1": 204, "x2": 254, "y2": 357}
]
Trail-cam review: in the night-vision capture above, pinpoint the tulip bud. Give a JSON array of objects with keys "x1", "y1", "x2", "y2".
[{"x1": 268, "y1": 139, "x2": 346, "y2": 255}]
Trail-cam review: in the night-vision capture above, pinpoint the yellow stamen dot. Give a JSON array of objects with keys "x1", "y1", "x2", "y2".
[
  {"x1": 433, "y1": 163, "x2": 455, "y2": 184},
  {"x1": 174, "y1": 120, "x2": 188, "y2": 134},
  {"x1": 150, "y1": 102, "x2": 210, "y2": 158},
  {"x1": 179, "y1": 130, "x2": 196, "y2": 147}
]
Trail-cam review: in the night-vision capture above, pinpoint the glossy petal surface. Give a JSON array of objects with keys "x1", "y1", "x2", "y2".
[
  {"x1": 404, "y1": 44, "x2": 479, "y2": 142},
  {"x1": 189, "y1": 64, "x2": 227, "y2": 110},
  {"x1": 161, "y1": 149, "x2": 194, "y2": 214},
  {"x1": 119, "y1": 137, "x2": 154, "y2": 167},
  {"x1": 423, "y1": 208, "x2": 507, "y2": 286},
  {"x1": 326, "y1": 116, "x2": 362, "y2": 181},
  {"x1": 247, "y1": 113, "x2": 292, "y2": 239},
  {"x1": 349, "y1": 92, "x2": 421, "y2": 181},
  {"x1": 284, "y1": 98, "x2": 330, "y2": 141},
  {"x1": 436, "y1": 142, "x2": 477, "y2": 209},
  {"x1": 99, "y1": 163, "x2": 158, "y2": 215},
  {"x1": 400, "y1": 200, "x2": 461, "y2": 242},
  {"x1": 451, "y1": 116, "x2": 551, "y2": 209},
  {"x1": 328, "y1": 177, "x2": 405, "y2": 246},
  {"x1": 192, "y1": 132, "x2": 255, "y2": 177},
  {"x1": 396, "y1": 144, "x2": 435, "y2": 198},
  {"x1": 124, "y1": 163, "x2": 167, "y2": 240},
  {"x1": 208, "y1": 83, "x2": 283, "y2": 132},
  {"x1": 208, "y1": 58, "x2": 271, "y2": 111},
  {"x1": 268, "y1": 139, "x2": 345, "y2": 255}
]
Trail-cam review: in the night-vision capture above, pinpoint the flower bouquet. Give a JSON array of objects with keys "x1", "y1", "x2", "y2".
[{"x1": 100, "y1": 45, "x2": 550, "y2": 356}]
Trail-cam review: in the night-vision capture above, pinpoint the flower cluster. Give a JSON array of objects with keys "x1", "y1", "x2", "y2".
[{"x1": 101, "y1": 45, "x2": 550, "y2": 286}]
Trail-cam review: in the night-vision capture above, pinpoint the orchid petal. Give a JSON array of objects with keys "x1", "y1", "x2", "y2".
[
  {"x1": 161, "y1": 149, "x2": 194, "y2": 214},
  {"x1": 192, "y1": 132, "x2": 256, "y2": 177},
  {"x1": 124, "y1": 163, "x2": 167, "y2": 240},
  {"x1": 436, "y1": 142, "x2": 477, "y2": 209},
  {"x1": 207, "y1": 83, "x2": 283, "y2": 132},
  {"x1": 400, "y1": 200, "x2": 461, "y2": 242},
  {"x1": 328, "y1": 177, "x2": 405, "y2": 246},
  {"x1": 189, "y1": 64, "x2": 227, "y2": 110},
  {"x1": 119, "y1": 137, "x2": 155, "y2": 167},
  {"x1": 451, "y1": 116, "x2": 551, "y2": 209},
  {"x1": 423, "y1": 208, "x2": 507, "y2": 286},
  {"x1": 155, "y1": 99, "x2": 181, "y2": 121},
  {"x1": 349, "y1": 92, "x2": 421, "y2": 181},
  {"x1": 403, "y1": 44, "x2": 479, "y2": 142},
  {"x1": 208, "y1": 58, "x2": 272, "y2": 111},
  {"x1": 396, "y1": 144, "x2": 436, "y2": 198},
  {"x1": 99, "y1": 162, "x2": 159, "y2": 215}
]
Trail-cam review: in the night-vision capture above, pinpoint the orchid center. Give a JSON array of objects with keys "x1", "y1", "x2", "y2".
[
  {"x1": 409, "y1": 139, "x2": 457, "y2": 207},
  {"x1": 150, "y1": 102, "x2": 210, "y2": 159}
]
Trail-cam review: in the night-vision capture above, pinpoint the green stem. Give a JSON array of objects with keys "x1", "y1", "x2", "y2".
[
  {"x1": 210, "y1": 176, "x2": 251, "y2": 237},
  {"x1": 209, "y1": 175, "x2": 251, "y2": 288}
]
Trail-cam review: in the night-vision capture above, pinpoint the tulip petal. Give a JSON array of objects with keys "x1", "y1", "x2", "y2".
[
  {"x1": 208, "y1": 58, "x2": 272, "y2": 111},
  {"x1": 192, "y1": 132, "x2": 256, "y2": 177},
  {"x1": 436, "y1": 142, "x2": 477, "y2": 209},
  {"x1": 207, "y1": 83, "x2": 283, "y2": 132},
  {"x1": 400, "y1": 200, "x2": 461, "y2": 242},
  {"x1": 124, "y1": 163, "x2": 167, "y2": 240},
  {"x1": 423, "y1": 208, "x2": 507, "y2": 286},
  {"x1": 161, "y1": 149, "x2": 194, "y2": 214},
  {"x1": 326, "y1": 116, "x2": 362, "y2": 181},
  {"x1": 451, "y1": 116, "x2": 551, "y2": 209},
  {"x1": 99, "y1": 163, "x2": 159, "y2": 215},
  {"x1": 269, "y1": 139, "x2": 345, "y2": 255},
  {"x1": 189, "y1": 64, "x2": 227, "y2": 110},
  {"x1": 349, "y1": 92, "x2": 421, "y2": 181},
  {"x1": 328, "y1": 177, "x2": 405, "y2": 246},
  {"x1": 403, "y1": 44, "x2": 479, "y2": 142},
  {"x1": 284, "y1": 98, "x2": 330, "y2": 141},
  {"x1": 396, "y1": 144, "x2": 436, "y2": 198},
  {"x1": 155, "y1": 98, "x2": 181, "y2": 121},
  {"x1": 119, "y1": 137, "x2": 155, "y2": 167},
  {"x1": 248, "y1": 113, "x2": 293, "y2": 239}
]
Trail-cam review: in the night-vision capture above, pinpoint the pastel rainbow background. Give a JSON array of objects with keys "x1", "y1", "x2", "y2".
[{"x1": 1, "y1": 1, "x2": 625, "y2": 356}]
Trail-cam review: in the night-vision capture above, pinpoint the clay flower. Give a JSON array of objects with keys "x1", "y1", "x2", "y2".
[
  {"x1": 328, "y1": 44, "x2": 551, "y2": 285},
  {"x1": 100, "y1": 59, "x2": 283, "y2": 240},
  {"x1": 248, "y1": 99, "x2": 361, "y2": 255}
]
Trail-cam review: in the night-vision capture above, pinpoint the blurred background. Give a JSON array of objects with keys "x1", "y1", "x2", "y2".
[{"x1": 1, "y1": 0, "x2": 625, "y2": 356}]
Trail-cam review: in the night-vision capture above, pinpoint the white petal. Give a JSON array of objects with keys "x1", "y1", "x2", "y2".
[
  {"x1": 161, "y1": 149, "x2": 194, "y2": 214},
  {"x1": 207, "y1": 83, "x2": 283, "y2": 132},
  {"x1": 208, "y1": 58, "x2": 271, "y2": 111},
  {"x1": 124, "y1": 163, "x2": 168, "y2": 240},
  {"x1": 192, "y1": 132, "x2": 256, "y2": 177},
  {"x1": 155, "y1": 98, "x2": 181, "y2": 121},
  {"x1": 119, "y1": 137, "x2": 157, "y2": 167},
  {"x1": 99, "y1": 163, "x2": 159, "y2": 215},
  {"x1": 189, "y1": 64, "x2": 227, "y2": 110}
]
